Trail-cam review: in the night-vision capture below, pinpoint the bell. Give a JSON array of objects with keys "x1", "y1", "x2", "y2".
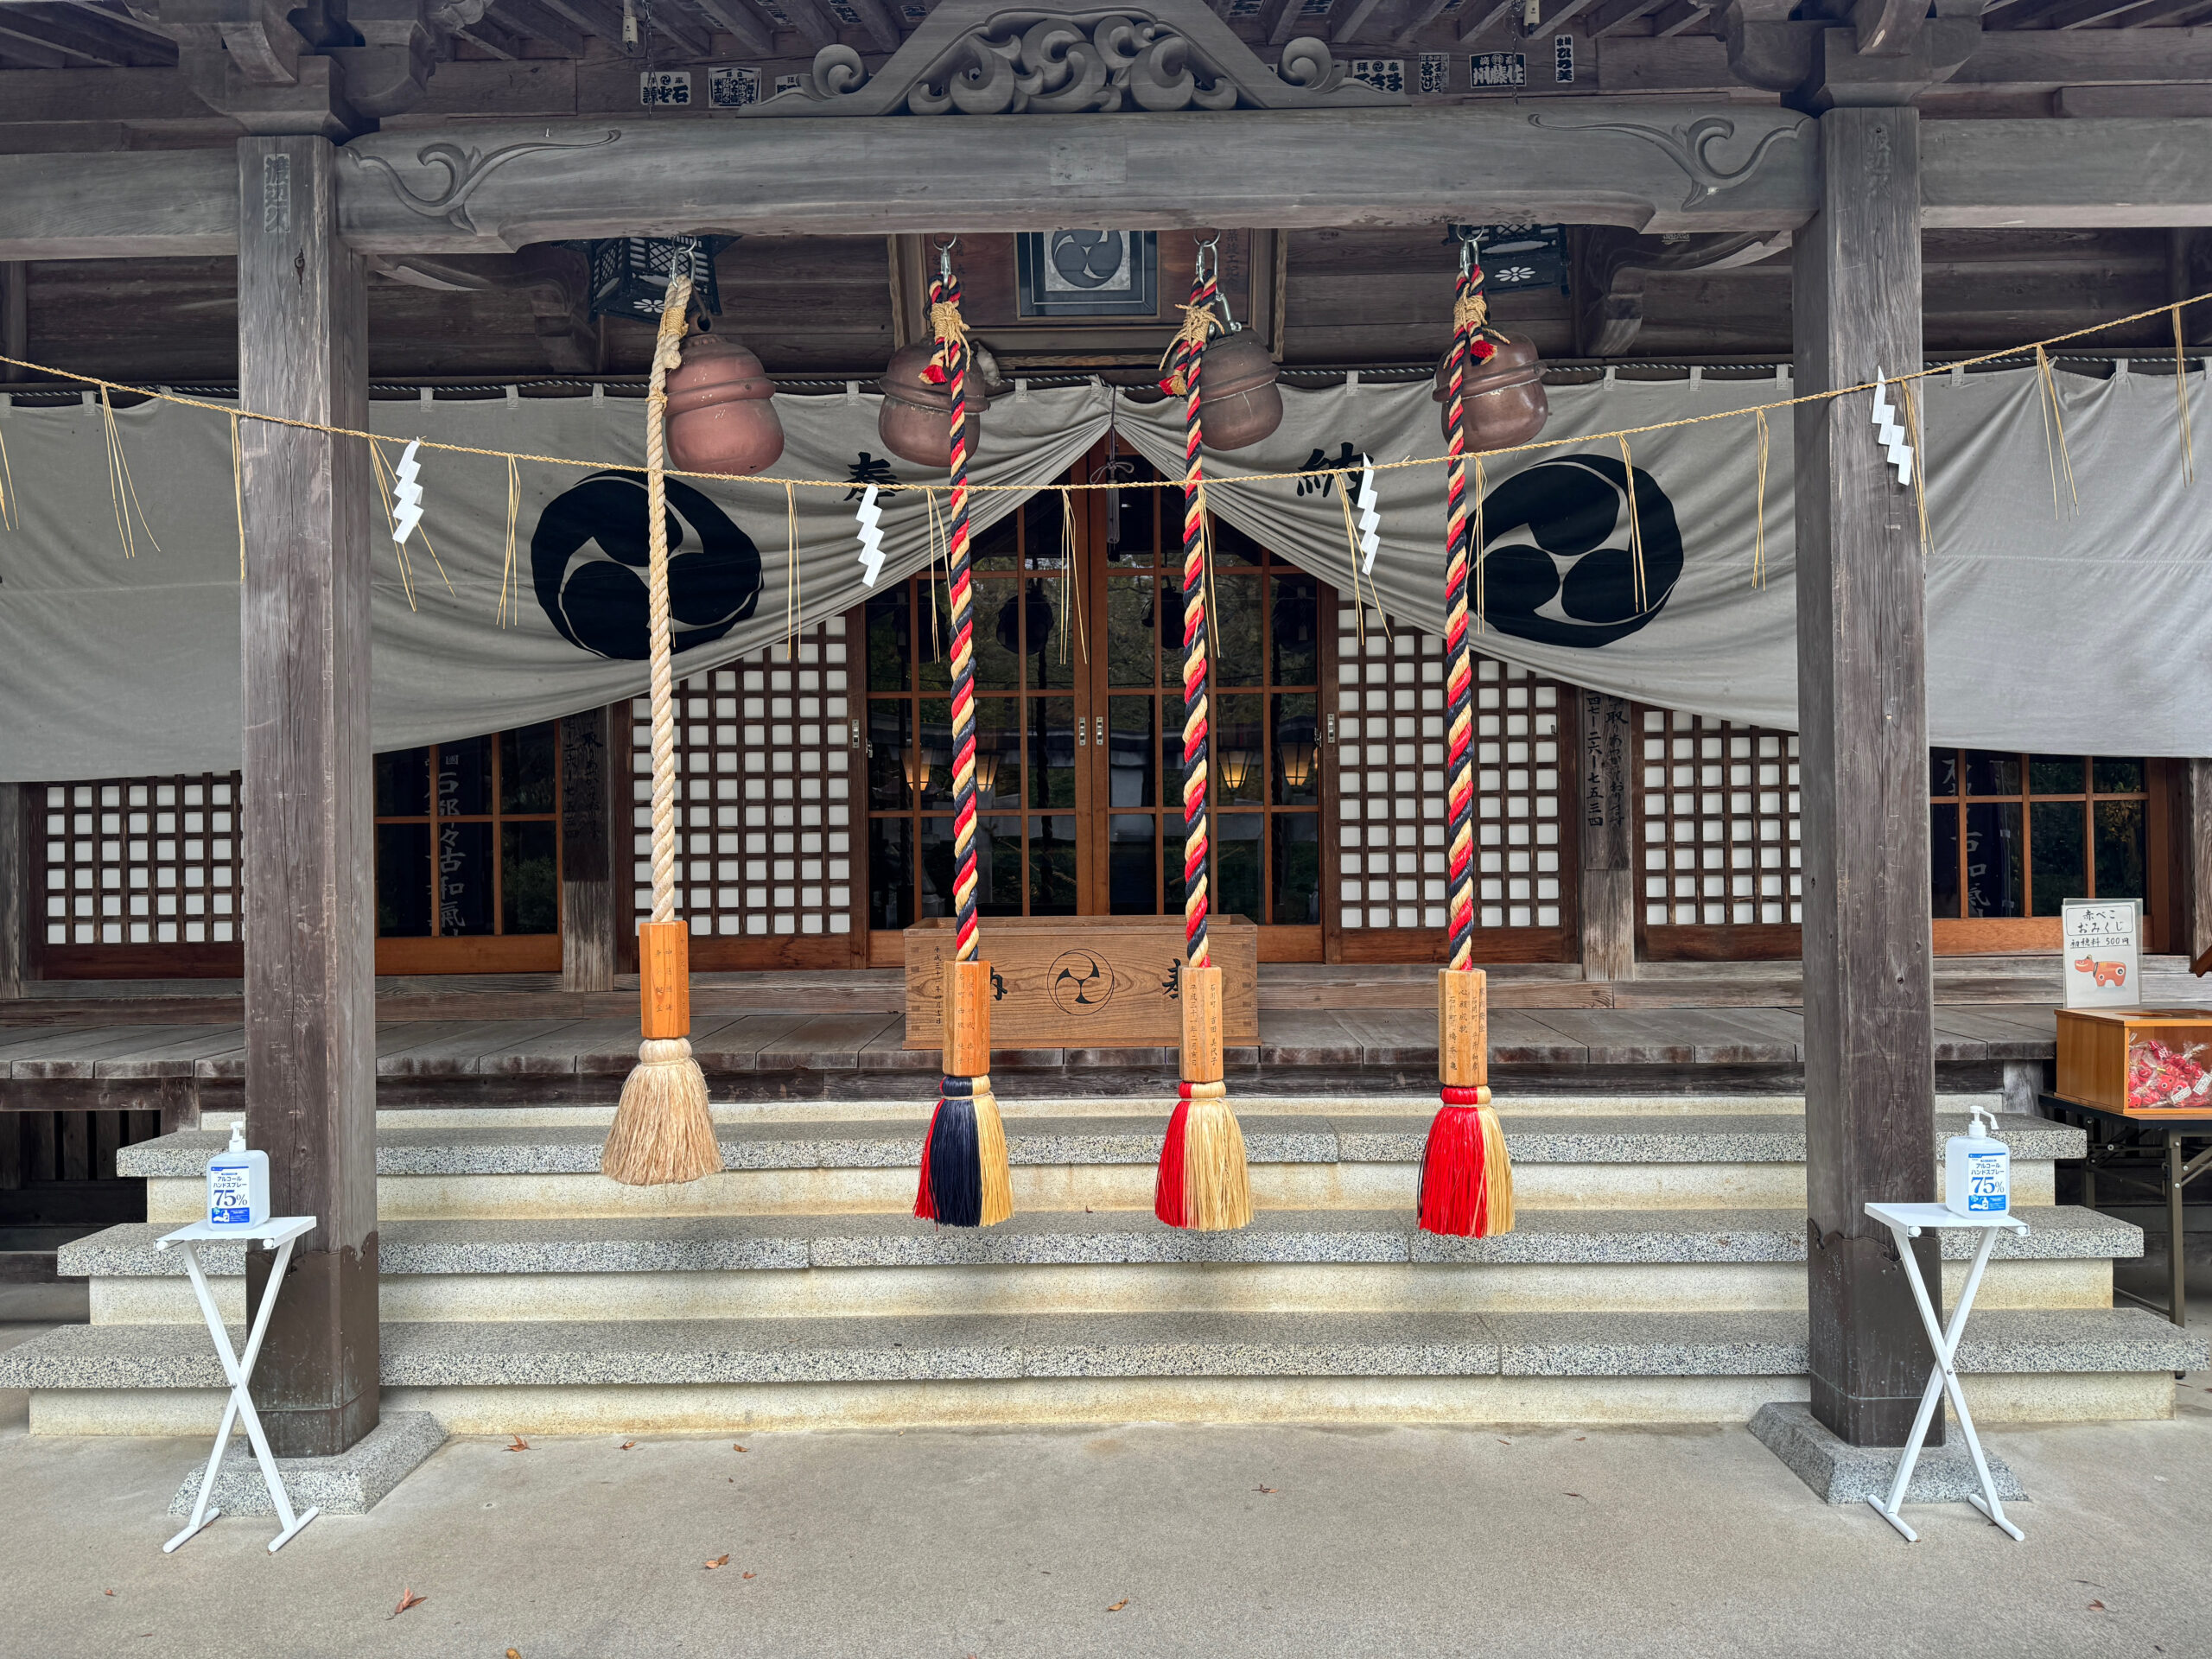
[
  {"x1": 1196, "y1": 331, "x2": 1282, "y2": 453},
  {"x1": 1431, "y1": 331, "x2": 1548, "y2": 454},
  {"x1": 876, "y1": 343, "x2": 988, "y2": 470},
  {"x1": 664, "y1": 331, "x2": 784, "y2": 476}
]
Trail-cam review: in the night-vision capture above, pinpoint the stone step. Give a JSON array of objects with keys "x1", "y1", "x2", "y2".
[
  {"x1": 6, "y1": 1306, "x2": 2197, "y2": 1417},
  {"x1": 67, "y1": 1205, "x2": 2129, "y2": 1324},
  {"x1": 128, "y1": 1113, "x2": 2079, "y2": 1222}
]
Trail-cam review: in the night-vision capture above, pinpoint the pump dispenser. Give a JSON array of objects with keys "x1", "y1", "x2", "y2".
[
  {"x1": 207, "y1": 1121, "x2": 270, "y2": 1230},
  {"x1": 1943, "y1": 1106, "x2": 2010, "y2": 1218}
]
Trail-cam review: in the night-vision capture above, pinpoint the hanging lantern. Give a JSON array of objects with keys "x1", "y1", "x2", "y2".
[
  {"x1": 1198, "y1": 331, "x2": 1282, "y2": 453},
  {"x1": 1430, "y1": 331, "x2": 1548, "y2": 453},
  {"x1": 664, "y1": 328, "x2": 784, "y2": 477},
  {"x1": 972, "y1": 747, "x2": 1001, "y2": 802},
  {"x1": 1277, "y1": 737, "x2": 1316, "y2": 790},
  {"x1": 876, "y1": 343, "x2": 988, "y2": 470},
  {"x1": 582, "y1": 237, "x2": 726, "y2": 323}
]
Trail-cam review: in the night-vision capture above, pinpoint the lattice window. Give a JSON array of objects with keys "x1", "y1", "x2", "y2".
[
  {"x1": 1634, "y1": 708, "x2": 1802, "y2": 927},
  {"x1": 37, "y1": 776, "x2": 241, "y2": 947},
  {"x1": 1334, "y1": 603, "x2": 1565, "y2": 931},
  {"x1": 633, "y1": 616, "x2": 856, "y2": 938}
]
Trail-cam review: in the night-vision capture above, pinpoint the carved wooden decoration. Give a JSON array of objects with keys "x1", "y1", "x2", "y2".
[{"x1": 778, "y1": 0, "x2": 1399, "y2": 118}]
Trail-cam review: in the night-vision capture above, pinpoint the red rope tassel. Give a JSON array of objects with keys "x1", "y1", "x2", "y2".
[{"x1": 1154, "y1": 1087, "x2": 1192, "y2": 1229}]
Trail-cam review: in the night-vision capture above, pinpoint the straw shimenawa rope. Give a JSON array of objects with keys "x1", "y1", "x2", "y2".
[
  {"x1": 601, "y1": 264, "x2": 721, "y2": 1189},
  {"x1": 2, "y1": 292, "x2": 2209, "y2": 500}
]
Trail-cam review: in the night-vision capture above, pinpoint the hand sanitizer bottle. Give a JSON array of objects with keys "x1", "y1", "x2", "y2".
[
  {"x1": 1944, "y1": 1106, "x2": 2010, "y2": 1218},
  {"x1": 207, "y1": 1122, "x2": 269, "y2": 1230}
]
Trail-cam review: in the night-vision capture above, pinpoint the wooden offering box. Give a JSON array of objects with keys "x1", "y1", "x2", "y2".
[
  {"x1": 904, "y1": 916, "x2": 1257, "y2": 1051},
  {"x1": 2055, "y1": 1007, "x2": 2212, "y2": 1116}
]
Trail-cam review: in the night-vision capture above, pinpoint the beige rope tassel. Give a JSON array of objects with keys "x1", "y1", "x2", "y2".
[{"x1": 602, "y1": 260, "x2": 721, "y2": 1188}]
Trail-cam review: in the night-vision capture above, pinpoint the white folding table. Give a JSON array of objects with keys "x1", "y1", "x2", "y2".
[
  {"x1": 1862, "y1": 1200, "x2": 2030, "y2": 1544},
  {"x1": 157, "y1": 1214, "x2": 321, "y2": 1554}
]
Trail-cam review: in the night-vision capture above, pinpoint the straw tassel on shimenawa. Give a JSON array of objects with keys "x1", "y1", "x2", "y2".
[
  {"x1": 910, "y1": 241, "x2": 1014, "y2": 1230},
  {"x1": 601, "y1": 255, "x2": 721, "y2": 1189}
]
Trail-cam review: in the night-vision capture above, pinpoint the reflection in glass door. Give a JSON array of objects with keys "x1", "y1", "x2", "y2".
[
  {"x1": 1091, "y1": 449, "x2": 1322, "y2": 935},
  {"x1": 860, "y1": 448, "x2": 1329, "y2": 958},
  {"x1": 864, "y1": 494, "x2": 1084, "y2": 930},
  {"x1": 372, "y1": 722, "x2": 563, "y2": 971}
]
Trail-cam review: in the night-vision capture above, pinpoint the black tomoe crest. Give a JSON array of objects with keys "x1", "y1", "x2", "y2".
[
  {"x1": 1476, "y1": 453, "x2": 1684, "y2": 649},
  {"x1": 531, "y1": 470, "x2": 762, "y2": 660}
]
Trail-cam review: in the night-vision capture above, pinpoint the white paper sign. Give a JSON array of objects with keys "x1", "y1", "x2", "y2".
[{"x1": 2063, "y1": 898, "x2": 2141, "y2": 1009}]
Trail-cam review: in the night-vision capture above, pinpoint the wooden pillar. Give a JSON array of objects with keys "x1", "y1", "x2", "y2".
[
  {"x1": 560, "y1": 702, "x2": 624, "y2": 993},
  {"x1": 1794, "y1": 106, "x2": 1940, "y2": 1448},
  {"x1": 1578, "y1": 690, "x2": 1635, "y2": 982},
  {"x1": 236, "y1": 137, "x2": 378, "y2": 1459},
  {"x1": 0, "y1": 261, "x2": 25, "y2": 382},
  {"x1": 0, "y1": 784, "x2": 25, "y2": 999},
  {"x1": 2187, "y1": 759, "x2": 2212, "y2": 965}
]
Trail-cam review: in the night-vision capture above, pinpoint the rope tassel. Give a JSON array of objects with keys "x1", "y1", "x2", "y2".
[
  {"x1": 601, "y1": 265, "x2": 721, "y2": 1189},
  {"x1": 1417, "y1": 252, "x2": 1515, "y2": 1239},
  {"x1": 912, "y1": 258, "x2": 1014, "y2": 1230},
  {"x1": 1155, "y1": 248, "x2": 1250, "y2": 1234}
]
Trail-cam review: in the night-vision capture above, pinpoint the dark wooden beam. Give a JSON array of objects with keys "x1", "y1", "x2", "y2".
[
  {"x1": 1649, "y1": 0, "x2": 1714, "y2": 35},
  {"x1": 842, "y1": 0, "x2": 905, "y2": 52},
  {"x1": 1585, "y1": 0, "x2": 1671, "y2": 36},
  {"x1": 2188, "y1": 759, "x2": 2212, "y2": 966},
  {"x1": 559, "y1": 703, "x2": 624, "y2": 993},
  {"x1": 1577, "y1": 691, "x2": 1634, "y2": 982},
  {"x1": 1793, "y1": 105, "x2": 1939, "y2": 1448},
  {"x1": 1951, "y1": 22, "x2": 2212, "y2": 79},
  {"x1": 22, "y1": 107, "x2": 2212, "y2": 257},
  {"x1": 0, "y1": 259, "x2": 24, "y2": 382},
  {"x1": 1539, "y1": 0, "x2": 1607, "y2": 30},
  {"x1": 1456, "y1": 0, "x2": 1520, "y2": 43},
  {"x1": 235, "y1": 134, "x2": 380, "y2": 1460},
  {"x1": 680, "y1": 0, "x2": 773, "y2": 49},
  {"x1": 2047, "y1": 0, "x2": 2207, "y2": 29},
  {"x1": 1267, "y1": 0, "x2": 1314, "y2": 48},
  {"x1": 528, "y1": 0, "x2": 633, "y2": 44},
  {"x1": 1393, "y1": 0, "x2": 1457, "y2": 42},
  {"x1": 777, "y1": 0, "x2": 840, "y2": 48},
  {"x1": 486, "y1": 0, "x2": 587, "y2": 53},
  {"x1": 454, "y1": 10, "x2": 527, "y2": 56},
  {"x1": 1331, "y1": 0, "x2": 1386, "y2": 40},
  {"x1": 0, "y1": 785, "x2": 24, "y2": 1000},
  {"x1": 645, "y1": 0, "x2": 715, "y2": 54}
]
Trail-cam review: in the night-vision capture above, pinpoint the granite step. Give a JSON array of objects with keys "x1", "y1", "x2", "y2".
[
  {"x1": 5, "y1": 1306, "x2": 2198, "y2": 1394},
  {"x1": 124, "y1": 1112, "x2": 2079, "y2": 1222},
  {"x1": 124, "y1": 1111, "x2": 2083, "y2": 1177},
  {"x1": 66, "y1": 1205, "x2": 2130, "y2": 1324},
  {"x1": 65, "y1": 1205, "x2": 2137, "y2": 1279}
]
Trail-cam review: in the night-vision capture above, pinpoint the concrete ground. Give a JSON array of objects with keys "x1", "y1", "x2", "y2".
[{"x1": 3, "y1": 1330, "x2": 2210, "y2": 1659}]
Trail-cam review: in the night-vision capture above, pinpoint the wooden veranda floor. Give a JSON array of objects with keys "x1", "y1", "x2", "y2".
[{"x1": 3, "y1": 956, "x2": 2204, "y2": 1108}]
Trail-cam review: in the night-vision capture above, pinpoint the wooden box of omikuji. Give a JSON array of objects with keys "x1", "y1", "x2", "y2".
[
  {"x1": 903, "y1": 915, "x2": 1258, "y2": 1051},
  {"x1": 2054, "y1": 1007, "x2": 2212, "y2": 1117}
]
